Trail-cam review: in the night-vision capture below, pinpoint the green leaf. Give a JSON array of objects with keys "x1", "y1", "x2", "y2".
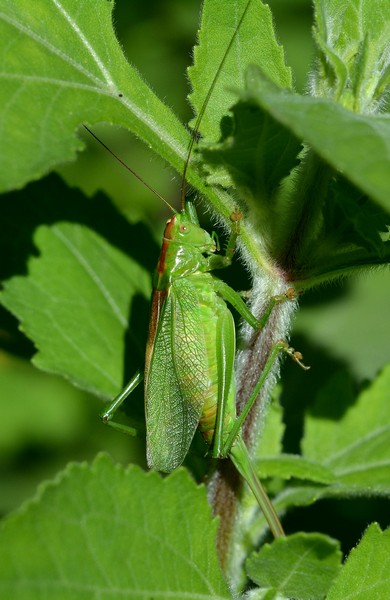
[
  {"x1": 246, "y1": 533, "x2": 342, "y2": 600},
  {"x1": 0, "y1": 0, "x2": 189, "y2": 193},
  {"x1": 252, "y1": 367, "x2": 390, "y2": 520},
  {"x1": 0, "y1": 454, "x2": 231, "y2": 599},
  {"x1": 327, "y1": 523, "x2": 390, "y2": 600},
  {"x1": 303, "y1": 365, "x2": 390, "y2": 493},
  {"x1": 257, "y1": 455, "x2": 335, "y2": 485},
  {"x1": 0, "y1": 0, "x2": 271, "y2": 272},
  {"x1": 323, "y1": 177, "x2": 390, "y2": 257},
  {"x1": 202, "y1": 102, "x2": 301, "y2": 207},
  {"x1": 254, "y1": 400, "x2": 334, "y2": 484},
  {"x1": 188, "y1": 0, "x2": 292, "y2": 144},
  {"x1": 312, "y1": 0, "x2": 390, "y2": 113},
  {"x1": 243, "y1": 68, "x2": 390, "y2": 212},
  {"x1": 0, "y1": 175, "x2": 153, "y2": 399}
]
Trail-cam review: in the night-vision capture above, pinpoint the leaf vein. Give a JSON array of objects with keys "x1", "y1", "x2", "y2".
[
  {"x1": 0, "y1": 11, "x2": 105, "y2": 87},
  {"x1": 324, "y1": 424, "x2": 390, "y2": 466},
  {"x1": 52, "y1": 226, "x2": 128, "y2": 328},
  {"x1": 51, "y1": 0, "x2": 115, "y2": 89}
]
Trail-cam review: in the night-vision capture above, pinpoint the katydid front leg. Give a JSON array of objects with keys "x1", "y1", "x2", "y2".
[{"x1": 100, "y1": 369, "x2": 143, "y2": 436}]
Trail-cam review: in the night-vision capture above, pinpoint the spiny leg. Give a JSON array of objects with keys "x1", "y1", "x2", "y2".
[
  {"x1": 224, "y1": 208, "x2": 243, "y2": 262},
  {"x1": 100, "y1": 369, "x2": 144, "y2": 436},
  {"x1": 229, "y1": 436, "x2": 285, "y2": 538},
  {"x1": 226, "y1": 343, "x2": 309, "y2": 538},
  {"x1": 223, "y1": 342, "x2": 309, "y2": 456}
]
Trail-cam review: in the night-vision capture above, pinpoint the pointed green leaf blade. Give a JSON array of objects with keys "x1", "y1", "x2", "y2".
[
  {"x1": 0, "y1": 454, "x2": 231, "y2": 599},
  {"x1": 202, "y1": 101, "x2": 301, "y2": 200},
  {"x1": 303, "y1": 366, "x2": 390, "y2": 493},
  {"x1": 253, "y1": 402, "x2": 334, "y2": 484},
  {"x1": 252, "y1": 367, "x2": 390, "y2": 520},
  {"x1": 257, "y1": 455, "x2": 335, "y2": 484},
  {"x1": 188, "y1": 0, "x2": 292, "y2": 144},
  {"x1": 246, "y1": 533, "x2": 342, "y2": 600},
  {"x1": 327, "y1": 523, "x2": 390, "y2": 600},
  {"x1": 0, "y1": 176, "x2": 153, "y2": 398},
  {"x1": 243, "y1": 69, "x2": 390, "y2": 211}
]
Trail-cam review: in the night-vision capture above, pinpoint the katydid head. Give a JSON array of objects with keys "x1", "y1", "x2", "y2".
[{"x1": 163, "y1": 212, "x2": 216, "y2": 254}]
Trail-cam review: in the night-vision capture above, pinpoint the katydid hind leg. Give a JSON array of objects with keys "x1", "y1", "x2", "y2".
[
  {"x1": 223, "y1": 340, "x2": 309, "y2": 455},
  {"x1": 100, "y1": 368, "x2": 144, "y2": 436},
  {"x1": 213, "y1": 309, "x2": 237, "y2": 459},
  {"x1": 223, "y1": 342, "x2": 287, "y2": 456},
  {"x1": 229, "y1": 436, "x2": 285, "y2": 538},
  {"x1": 220, "y1": 336, "x2": 309, "y2": 536}
]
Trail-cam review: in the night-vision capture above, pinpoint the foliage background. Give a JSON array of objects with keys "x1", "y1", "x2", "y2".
[{"x1": 0, "y1": 0, "x2": 389, "y2": 560}]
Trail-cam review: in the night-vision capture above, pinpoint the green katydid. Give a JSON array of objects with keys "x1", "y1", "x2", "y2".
[
  {"x1": 98, "y1": 201, "x2": 304, "y2": 538},
  {"x1": 89, "y1": 0, "x2": 308, "y2": 539}
]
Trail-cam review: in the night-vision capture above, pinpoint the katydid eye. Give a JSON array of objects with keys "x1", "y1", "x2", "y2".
[{"x1": 180, "y1": 224, "x2": 188, "y2": 233}]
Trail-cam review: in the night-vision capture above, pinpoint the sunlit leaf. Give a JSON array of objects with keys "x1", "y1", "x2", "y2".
[
  {"x1": 246, "y1": 533, "x2": 342, "y2": 600},
  {"x1": 327, "y1": 523, "x2": 390, "y2": 600},
  {"x1": 0, "y1": 454, "x2": 231, "y2": 599}
]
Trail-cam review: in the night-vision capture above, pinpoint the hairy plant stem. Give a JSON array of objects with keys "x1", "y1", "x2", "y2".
[{"x1": 208, "y1": 276, "x2": 297, "y2": 577}]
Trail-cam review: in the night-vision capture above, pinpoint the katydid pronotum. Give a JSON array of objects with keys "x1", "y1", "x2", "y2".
[{"x1": 89, "y1": 0, "x2": 308, "y2": 539}]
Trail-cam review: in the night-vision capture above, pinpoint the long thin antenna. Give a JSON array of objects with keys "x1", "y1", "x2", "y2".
[
  {"x1": 180, "y1": 0, "x2": 253, "y2": 210},
  {"x1": 83, "y1": 125, "x2": 176, "y2": 213},
  {"x1": 84, "y1": 1, "x2": 252, "y2": 216}
]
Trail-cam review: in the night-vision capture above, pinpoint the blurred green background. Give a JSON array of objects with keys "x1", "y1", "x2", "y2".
[{"x1": 1, "y1": 0, "x2": 389, "y2": 522}]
